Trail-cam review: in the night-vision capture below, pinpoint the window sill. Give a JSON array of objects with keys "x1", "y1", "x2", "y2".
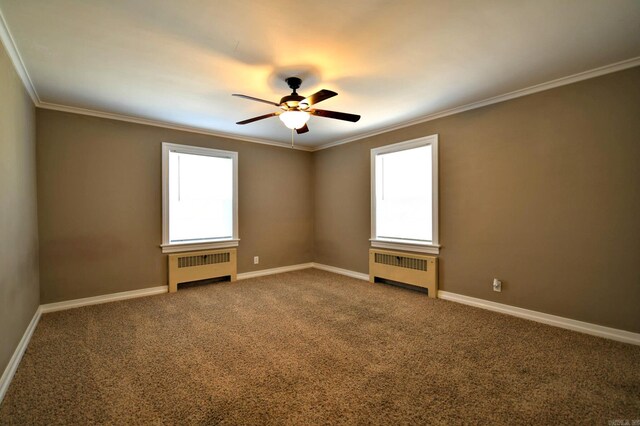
[
  {"x1": 160, "y1": 239, "x2": 239, "y2": 254},
  {"x1": 370, "y1": 239, "x2": 440, "y2": 255}
]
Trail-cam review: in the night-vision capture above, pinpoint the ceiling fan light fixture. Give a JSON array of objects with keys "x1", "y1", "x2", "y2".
[
  {"x1": 234, "y1": 78, "x2": 359, "y2": 134},
  {"x1": 279, "y1": 110, "x2": 310, "y2": 130}
]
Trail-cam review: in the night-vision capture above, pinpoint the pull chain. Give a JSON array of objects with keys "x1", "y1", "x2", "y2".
[{"x1": 291, "y1": 128, "x2": 294, "y2": 148}]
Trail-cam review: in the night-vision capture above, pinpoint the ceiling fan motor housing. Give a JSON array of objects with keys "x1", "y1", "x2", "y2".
[
  {"x1": 280, "y1": 94, "x2": 304, "y2": 109},
  {"x1": 285, "y1": 77, "x2": 302, "y2": 92},
  {"x1": 281, "y1": 77, "x2": 305, "y2": 109}
]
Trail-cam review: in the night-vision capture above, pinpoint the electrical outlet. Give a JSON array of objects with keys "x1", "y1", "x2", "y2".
[
  {"x1": 253, "y1": 256, "x2": 259, "y2": 265},
  {"x1": 492, "y1": 278, "x2": 502, "y2": 292}
]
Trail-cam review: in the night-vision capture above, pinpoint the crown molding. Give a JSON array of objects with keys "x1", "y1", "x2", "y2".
[
  {"x1": 0, "y1": 7, "x2": 40, "y2": 104},
  {"x1": 36, "y1": 56, "x2": 640, "y2": 153},
  {"x1": 37, "y1": 102, "x2": 314, "y2": 152},
  {"x1": 313, "y1": 56, "x2": 640, "y2": 151},
  {"x1": 0, "y1": 3, "x2": 309, "y2": 152},
  {"x1": 3, "y1": 0, "x2": 637, "y2": 154}
]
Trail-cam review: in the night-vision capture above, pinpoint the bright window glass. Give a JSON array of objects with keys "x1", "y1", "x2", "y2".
[
  {"x1": 375, "y1": 145, "x2": 432, "y2": 242},
  {"x1": 168, "y1": 151, "x2": 233, "y2": 243},
  {"x1": 371, "y1": 135, "x2": 439, "y2": 253}
]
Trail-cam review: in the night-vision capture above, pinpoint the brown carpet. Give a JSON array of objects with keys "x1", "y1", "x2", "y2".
[{"x1": 1, "y1": 269, "x2": 638, "y2": 425}]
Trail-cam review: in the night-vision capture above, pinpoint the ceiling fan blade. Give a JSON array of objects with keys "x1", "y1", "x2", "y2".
[
  {"x1": 296, "y1": 124, "x2": 309, "y2": 134},
  {"x1": 236, "y1": 112, "x2": 278, "y2": 125},
  {"x1": 232, "y1": 94, "x2": 280, "y2": 107},
  {"x1": 310, "y1": 109, "x2": 361, "y2": 122},
  {"x1": 300, "y1": 89, "x2": 337, "y2": 108}
]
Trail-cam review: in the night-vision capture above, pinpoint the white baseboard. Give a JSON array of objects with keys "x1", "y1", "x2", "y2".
[
  {"x1": 237, "y1": 263, "x2": 314, "y2": 280},
  {"x1": 312, "y1": 263, "x2": 639, "y2": 346},
  {"x1": 312, "y1": 263, "x2": 370, "y2": 281},
  {"x1": 437, "y1": 291, "x2": 640, "y2": 346},
  {"x1": 40, "y1": 265, "x2": 318, "y2": 314},
  {"x1": 3, "y1": 265, "x2": 635, "y2": 408},
  {"x1": 0, "y1": 306, "x2": 42, "y2": 404},
  {"x1": 40, "y1": 286, "x2": 168, "y2": 314},
  {"x1": 236, "y1": 262, "x2": 369, "y2": 281}
]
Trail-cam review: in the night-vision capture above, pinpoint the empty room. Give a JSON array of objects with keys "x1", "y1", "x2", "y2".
[{"x1": 1, "y1": 0, "x2": 639, "y2": 424}]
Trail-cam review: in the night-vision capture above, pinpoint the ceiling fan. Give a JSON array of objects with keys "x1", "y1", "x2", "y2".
[{"x1": 233, "y1": 77, "x2": 360, "y2": 134}]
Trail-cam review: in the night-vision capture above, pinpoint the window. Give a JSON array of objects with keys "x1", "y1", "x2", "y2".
[
  {"x1": 371, "y1": 135, "x2": 439, "y2": 254},
  {"x1": 161, "y1": 143, "x2": 238, "y2": 253}
]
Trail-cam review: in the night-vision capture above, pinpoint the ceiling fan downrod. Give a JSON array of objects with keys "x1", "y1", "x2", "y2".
[{"x1": 285, "y1": 77, "x2": 302, "y2": 94}]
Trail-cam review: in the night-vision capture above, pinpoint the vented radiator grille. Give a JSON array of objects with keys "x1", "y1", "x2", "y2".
[
  {"x1": 374, "y1": 253, "x2": 427, "y2": 271},
  {"x1": 369, "y1": 249, "x2": 438, "y2": 298},
  {"x1": 178, "y1": 252, "x2": 230, "y2": 268},
  {"x1": 168, "y1": 248, "x2": 237, "y2": 293}
]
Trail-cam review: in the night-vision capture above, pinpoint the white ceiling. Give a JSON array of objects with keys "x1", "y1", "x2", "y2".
[{"x1": 1, "y1": 0, "x2": 639, "y2": 149}]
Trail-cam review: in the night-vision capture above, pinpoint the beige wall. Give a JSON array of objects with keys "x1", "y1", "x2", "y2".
[
  {"x1": 314, "y1": 67, "x2": 640, "y2": 333},
  {"x1": 0, "y1": 43, "x2": 39, "y2": 374},
  {"x1": 36, "y1": 110, "x2": 314, "y2": 303},
  {"x1": 34, "y1": 67, "x2": 640, "y2": 333}
]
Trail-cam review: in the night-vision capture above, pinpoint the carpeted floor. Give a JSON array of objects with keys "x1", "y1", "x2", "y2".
[{"x1": 1, "y1": 269, "x2": 639, "y2": 425}]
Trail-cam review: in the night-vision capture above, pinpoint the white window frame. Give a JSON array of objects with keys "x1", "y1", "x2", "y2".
[
  {"x1": 370, "y1": 134, "x2": 440, "y2": 254},
  {"x1": 161, "y1": 142, "x2": 239, "y2": 254}
]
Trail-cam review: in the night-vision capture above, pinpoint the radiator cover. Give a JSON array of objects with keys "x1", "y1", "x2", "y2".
[
  {"x1": 369, "y1": 249, "x2": 438, "y2": 298},
  {"x1": 168, "y1": 248, "x2": 237, "y2": 293}
]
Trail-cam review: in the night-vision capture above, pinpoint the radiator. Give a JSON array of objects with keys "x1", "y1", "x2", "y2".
[
  {"x1": 369, "y1": 249, "x2": 438, "y2": 298},
  {"x1": 168, "y1": 248, "x2": 237, "y2": 293}
]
